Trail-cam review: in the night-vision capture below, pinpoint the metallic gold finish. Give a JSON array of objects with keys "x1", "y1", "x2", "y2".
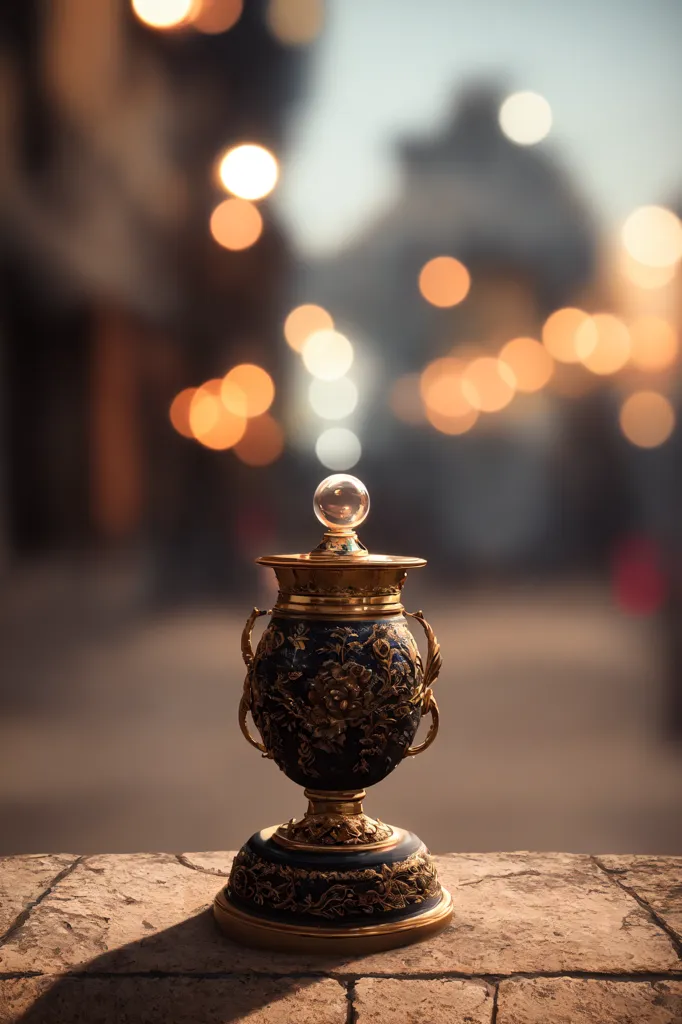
[
  {"x1": 257, "y1": 553, "x2": 426, "y2": 569},
  {"x1": 274, "y1": 789, "x2": 396, "y2": 851},
  {"x1": 222, "y1": 479, "x2": 449, "y2": 954},
  {"x1": 227, "y1": 842, "x2": 440, "y2": 918},
  {"x1": 238, "y1": 608, "x2": 270, "y2": 755},
  {"x1": 309, "y1": 526, "x2": 369, "y2": 559},
  {"x1": 249, "y1": 619, "x2": 426, "y2": 778},
  {"x1": 213, "y1": 885, "x2": 453, "y2": 955},
  {"x1": 404, "y1": 610, "x2": 443, "y2": 758}
]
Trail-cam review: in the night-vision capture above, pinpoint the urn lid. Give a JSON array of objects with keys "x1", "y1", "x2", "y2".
[{"x1": 256, "y1": 474, "x2": 426, "y2": 570}]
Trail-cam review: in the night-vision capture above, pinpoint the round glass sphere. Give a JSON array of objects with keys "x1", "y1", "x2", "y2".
[{"x1": 313, "y1": 474, "x2": 370, "y2": 530}]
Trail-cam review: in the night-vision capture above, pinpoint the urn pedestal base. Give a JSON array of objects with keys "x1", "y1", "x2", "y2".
[{"x1": 213, "y1": 825, "x2": 453, "y2": 955}]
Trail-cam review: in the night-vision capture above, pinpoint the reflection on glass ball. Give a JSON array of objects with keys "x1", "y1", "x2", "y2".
[{"x1": 314, "y1": 474, "x2": 370, "y2": 530}]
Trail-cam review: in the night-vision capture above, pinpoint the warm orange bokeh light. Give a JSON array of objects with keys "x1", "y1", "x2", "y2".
[
  {"x1": 419, "y1": 357, "x2": 462, "y2": 400},
  {"x1": 542, "y1": 307, "x2": 590, "y2": 363},
  {"x1": 418, "y1": 257, "x2": 470, "y2": 308},
  {"x1": 388, "y1": 374, "x2": 425, "y2": 425},
  {"x1": 283, "y1": 304, "x2": 334, "y2": 352},
  {"x1": 425, "y1": 405, "x2": 479, "y2": 436},
  {"x1": 189, "y1": 379, "x2": 246, "y2": 449},
  {"x1": 629, "y1": 316, "x2": 678, "y2": 372},
  {"x1": 575, "y1": 314, "x2": 631, "y2": 375},
  {"x1": 266, "y1": 0, "x2": 323, "y2": 45},
  {"x1": 169, "y1": 387, "x2": 197, "y2": 438},
  {"x1": 222, "y1": 364, "x2": 275, "y2": 418},
  {"x1": 210, "y1": 198, "x2": 262, "y2": 250},
  {"x1": 131, "y1": 0, "x2": 194, "y2": 29},
  {"x1": 619, "y1": 391, "x2": 675, "y2": 448},
  {"x1": 463, "y1": 357, "x2": 516, "y2": 412},
  {"x1": 499, "y1": 337, "x2": 554, "y2": 393},
  {"x1": 234, "y1": 412, "x2": 284, "y2": 466},
  {"x1": 421, "y1": 360, "x2": 473, "y2": 418},
  {"x1": 191, "y1": 0, "x2": 242, "y2": 33},
  {"x1": 620, "y1": 253, "x2": 677, "y2": 291}
]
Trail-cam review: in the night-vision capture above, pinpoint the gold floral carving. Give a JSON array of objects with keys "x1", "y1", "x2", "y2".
[
  {"x1": 251, "y1": 620, "x2": 424, "y2": 777},
  {"x1": 277, "y1": 812, "x2": 393, "y2": 847},
  {"x1": 228, "y1": 846, "x2": 440, "y2": 919}
]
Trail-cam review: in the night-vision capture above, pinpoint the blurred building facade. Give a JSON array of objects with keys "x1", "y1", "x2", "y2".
[
  {"x1": 298, "y1": 86, "x2": 599, "y2": 571},
  {"x1": 0, "y1": 0, "x2": 305, "y2": 594}
]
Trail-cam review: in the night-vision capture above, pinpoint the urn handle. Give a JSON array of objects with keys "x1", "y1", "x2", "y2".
[
  {"x1": 404, "y1": 610, "x2": 442, "y2": 758},
  {"x1": 238, "y1": 607, "x2": 271, "y2": 757}
]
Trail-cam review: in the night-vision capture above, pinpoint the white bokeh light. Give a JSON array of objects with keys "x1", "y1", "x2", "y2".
[
  {"x1": 218, "y1": 144, "x2": 279, "y2": 200},
  {"x1": 315, "y1": 428, "x2": 361, "y2": 470},
  {"x1": 621, "y1": 206, "x2": 682, "y2": 268},
  {"x1": 131, "y1": 0, "x2": 194, "y2": 28},
  {"x1": 302, "y1": 330, "x2": 354, "y2": 380},
  {"x1": 308, "y1": 377, "x2": 358, "y2": 420},
  {"x1": 499, "y1": 91, "x2": 552, "y2": 146}
]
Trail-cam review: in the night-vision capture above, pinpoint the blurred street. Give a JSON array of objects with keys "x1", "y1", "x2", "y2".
[{"x1": 1, "y1": 561, "x2": 680, "y2": 857}]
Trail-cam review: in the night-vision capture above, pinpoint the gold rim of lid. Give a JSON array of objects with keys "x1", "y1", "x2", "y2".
[{"x1": 256, "y1": 553, "x2": 426, "y2": 569}]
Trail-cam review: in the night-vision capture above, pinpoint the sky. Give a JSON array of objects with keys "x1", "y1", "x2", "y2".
[{"x1": 274, "y1": 0, "x2": 682, "y2": 258}]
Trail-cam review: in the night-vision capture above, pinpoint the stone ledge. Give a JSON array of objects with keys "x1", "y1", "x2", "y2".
[{"x1": 0, "y1": 852, "x2": 680, "y2": 1022}]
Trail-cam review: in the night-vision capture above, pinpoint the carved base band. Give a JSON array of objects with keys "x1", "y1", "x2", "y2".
[
  {"x1": 214, "y1": 824, "x2": 453, "y2": 954},
  {"x1": 214, "y1": 885, "x2": 452, "y2": 955},
  {"x1": 273, "y1": 789, "x2": 396, "y2": 852}
]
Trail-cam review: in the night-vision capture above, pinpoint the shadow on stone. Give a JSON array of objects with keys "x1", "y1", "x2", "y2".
[{"x1": 9, "y1": 910, "x2": 346, "y2": 1023}]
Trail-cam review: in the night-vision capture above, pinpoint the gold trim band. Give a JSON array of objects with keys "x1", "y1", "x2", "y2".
[
  {"x1": 213, "y1": 886, "x2": 453, "y2": 955},
  {"x1": 274, "y1": 595, "x2": 405, "y2": 618}
]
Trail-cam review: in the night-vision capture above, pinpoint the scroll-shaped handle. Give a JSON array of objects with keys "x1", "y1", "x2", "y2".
[
  {"x1": 238, "y1": 607, "x2": 271, "y2": 756},
  {"x1": 404, "y1": 609, "x2": 442, "y2": 758}
]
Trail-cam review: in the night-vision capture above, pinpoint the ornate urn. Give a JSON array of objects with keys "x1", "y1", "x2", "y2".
[{"x1": 214, "y1": 474, "x2": 452, "y2": 953}]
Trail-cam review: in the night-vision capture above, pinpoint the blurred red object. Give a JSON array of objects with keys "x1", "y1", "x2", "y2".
[{"x1": 612, "y1": 536, "x2": 668, "y2": 616}]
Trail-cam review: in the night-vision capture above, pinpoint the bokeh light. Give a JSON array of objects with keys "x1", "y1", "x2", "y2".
[
  {"x1": 266, "y1": 0, "x2": 323, "y2": 45},
  {"x1": 620, "y1": 252, "x2": 677, "y2": 290},
  {"x1": 420, "y1": 358, "x2": 473, "y2": 417},
  {"x1": 308, "y1": 377, "x2": 358, "y2": 420},
  {"x1": 189, "y1": 379, "x2": 246, "y2": 449},
  {"x1": 463, "y1": 357, "x2": 517, "y2": 412},
  {"x1": 169, "y1": 387, "x2": 197, "y2": 438},
  {"x1": 221, "y1": 364, "x2": 274, "y2": 418},
  {"x1": 131, "y1": 0, "x2": 194, "y2": 29},
  {"x1": 218, "y1": 144, "x2": 278, "y2": 200},
  {"x1": 619, "y1": 391, "x2": 675, "y2": 448},
  {"x1": 419, "y1": 357, "x2": 463, "y2": 401},
  {"x1": 233, "y1": 413, "x2": 284, "y2": 466},
  {"x1": 302, "y1": 330, "x2": 354, "y2": 380},
  {"x1": 629, "y1": 316, "x2": 678, "y2": 372},
  {"x1": 210, "y1": 198, "x2": 262, "y2": 250},
  {"x1": 315, "y1": 427, "x2": 361, "y2": 471},
  {"x1": 498, "y1": 91, "x2": 552, "y2": 145},
  {"x1": 425, "y1": 405, "x2": 479, "y2": 436},
  {"x1": 499, "y1": 337, "x2": 554, "y2": 392},
  {"x1": 418, "y1": 256, "x2": 470, "y2": 307},
  {"x1": 191, "y1": 0, "x2": 242, "y2": 33},
  {"x1": 284, "y1": 304, "x2": 334, "y2": 352},
  {"x1": 575, "y1": 314, "x2": 631, "y2": 375},
  {"x1": 621, "y1": 206, "x2": 682, "y2": 268},
  {"x1": 541, "y1": 307, "x2": 590, "y2": 363},
  {"x1": 389, "y1": 374, "x2": 426, "y2": 425}
]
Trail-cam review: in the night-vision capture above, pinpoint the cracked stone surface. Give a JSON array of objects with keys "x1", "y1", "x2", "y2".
[
  {"x1": 337, "y1": 852, "x2": 682, "y2": 975},
  {"x1": 354, "y1": 978, "x2": 494, "y2": 1023},
  {"x1": 1, "y1": 852, "x2": 681, "y2": 978},
  {"x1": 497, "y1": 978, "x2": 682, "y2": 1023},
  {"x1": 0, "y1": 855, "x2": 76, "y2": 937},
  {"x1": 0, "y1": 851, "x2": 680, "y2": 1022},
  {"x1": 595, "y1": 856, "x2": 682, "y2": 941},
  {"x1": 0, "y1": 977, "x2": 346, "y2": 1023}
]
